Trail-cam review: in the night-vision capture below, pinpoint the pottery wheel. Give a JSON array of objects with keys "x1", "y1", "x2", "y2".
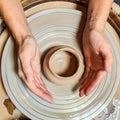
[{"x1": 1, "y1": 8, "x2": 120, "y2": 120}]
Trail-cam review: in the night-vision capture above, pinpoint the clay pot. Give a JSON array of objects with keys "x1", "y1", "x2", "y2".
[{"x1": 43, "y1": 46, "x2": 84, "y2": 85}]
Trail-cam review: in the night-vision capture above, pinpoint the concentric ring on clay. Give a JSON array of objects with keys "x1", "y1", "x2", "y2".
[{"x1": 1, "y1": 8, "x2": 120, "y2": 120}]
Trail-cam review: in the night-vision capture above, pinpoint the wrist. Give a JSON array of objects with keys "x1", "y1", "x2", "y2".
[
  {"x1": 85, "y1": 13, "x2": 106, "y2": 32},
  {"x1": 12, "y1": 29, "x2": 32, "y2": 46},
  {"x1": 83, "y1": 24, "x2": 104, "y2": 38}
]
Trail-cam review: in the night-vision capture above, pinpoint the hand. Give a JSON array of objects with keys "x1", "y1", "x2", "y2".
[
  {"x1": 17, "y1": 35, "x2": 53, "y2": 103},
  {"x1": 80, "y1": 29, "x2": 113, "y2": 97}
]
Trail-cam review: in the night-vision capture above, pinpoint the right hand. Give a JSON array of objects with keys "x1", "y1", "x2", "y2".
[
  {"x1": 80, "y1": 29, "x2": 113, "y2": 97},
  {"x1": 17, "y1": 35, "x2": 53, "y2": 103}
]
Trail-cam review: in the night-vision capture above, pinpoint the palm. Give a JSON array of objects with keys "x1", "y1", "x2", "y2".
[
  {"x1": 89, "y1": 50, "x2": 104, "y2": 70},
  {"x1": 80, "y1": 30, "x2": 113, "y2": 96}
]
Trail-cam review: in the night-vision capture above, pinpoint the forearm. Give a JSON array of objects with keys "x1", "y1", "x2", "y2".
[
  {"x1": 86, "y1": 0, "x2": 113, "y2": 31},
  {"x1": 0, "y1": 0, "x2": 31, "y2": 46}
]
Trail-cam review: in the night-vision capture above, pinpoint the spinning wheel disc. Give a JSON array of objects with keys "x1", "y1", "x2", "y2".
[{"x1": 1, "y1": 2, "x2": 120, "y2": 120}]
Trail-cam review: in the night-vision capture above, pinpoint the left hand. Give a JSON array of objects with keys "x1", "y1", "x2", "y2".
[
  {"x1": 17, "y1": 35, "x2": 53, "y2": 103},
  {"x1": 79, "y1": 29, "x2": 113, "y2": 97}
]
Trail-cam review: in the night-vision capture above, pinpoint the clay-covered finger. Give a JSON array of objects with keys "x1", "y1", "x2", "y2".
[
  {"x1": 80, "y1": 68, "x2": 93, "y2": 90},
  {"x1": 41, "y1": 92, "x2": 54, "y2": 103},
  {"x1": 80, "y1": 69, "x2": 94, "y2": 96},
  {"x1": 81, "y1": 66, "x2": 90, "y2": 83},
  {"x1": 32, "y1": 47, "x2": 41, "y2": 74},
  {"x1": 34, "y1": 75, "x2": 49, "y2": 92},
  {"x1": 35, "y1": 87, "x2": 53, "y2": 103},
  {"x1": 85, "y1": 70, "x2": 106, "y2": 95},
  {"x1": 28, "y1": 81, "x2": 53, "y2": 103},
  {"x1": 18, "y1": 69, "x2": 26, "y2": 81}
]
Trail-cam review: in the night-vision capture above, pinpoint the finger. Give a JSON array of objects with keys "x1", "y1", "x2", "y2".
[
  {"x1": 80, "y1": 69, "x2": 94, "y2": 97},
  {"x1": 80, "y1": 70, "x2": 96, "y2": 97},
  {"x1": 80, "y1": 56, "x2": 91, "y2": 85},
  {"x1": 18, "y1": 69, "x2": 26, "y2": 81},
  {"x1": 18, "y1": 58, "x2": 27, "y2": 81},
  {"x1": 83, "y1": 48, "x2": 91, "y2": 66},
  {"x1": 83, "y1": 44, "x2": 91, "y2": 62},
  {"x1": 18, "y1": 57, "x2": 53, "y2": 102},
  {"x1": 81, "y1": 66, "x2": 90, "y2": 85},
  {"x1": 40, "y1": 91, "x2": 53, "y2": 103},
  {"x1": 22, "y1": 72, "x2": 53, "y2": 103},
  {"x1": 23, "y1": 74, "x2": 53, "y2": 103},
  {"x1": 79, "y1": 89, "x2": 85, "y2": 97},
  {"x1": 31, "y1": 47, "x2": 45, "y2": 87},
  {"x1": 35, "y1": 86, "x2": 53, "y2": 103},
  {"x1": 81, "y1": 70, "x2": 96, "y2": 97},
  {"x1": 32, "y1": 47, "x2": 41, "y2": 74},
  {"x1": 19, "y1": 54, "x2": 34, "y2": 82},
  {"x1": 100, "y1": 47, "x2": 113, "y2": 72},
  {"x1": 31, "y1": 47, "x2": 52, "y2": 93},
  {"x1": 80, "y1": 68, "x2": 93, "y2": 89},
  {"x1": 31, "y1": 48, "x2": 53, "y2": 103},
  {"x1": 18, "y1": 57, "x2": 44, "y2": 101},
  {"x1": 28, "y1": 81, "x2": 53, "y2": 103},
  {"x1": 38, "y1": 88, "x2": 53, "y2": 103},
  {"x1": 18, "y1": 57, "x2": 22, "y2": 71},
  {"x1": 85, "y1": 70, "x2": 106, "y2": 95},
  {"x1": 35, "y1": 74, "x2": 53, "y2": 103},
  {"x1": 34, "y1": 75, "x2": 50, "y2": 93},
  {"x1": 24, "y1": 50, "x2": 53, "y2": 103}
]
